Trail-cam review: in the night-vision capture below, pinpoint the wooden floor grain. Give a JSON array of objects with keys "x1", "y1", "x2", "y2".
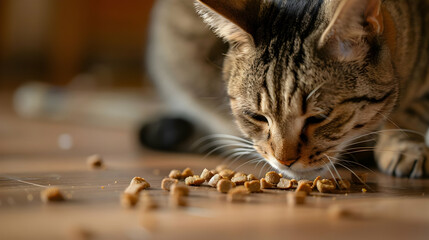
[{"x1": 1, "y1": 93, "x2": 429, "y2": 240}]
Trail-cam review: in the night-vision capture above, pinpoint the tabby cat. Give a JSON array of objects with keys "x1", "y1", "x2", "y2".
[{"x1": 145, "y1": 0, "x2": 429, "y2": 179}]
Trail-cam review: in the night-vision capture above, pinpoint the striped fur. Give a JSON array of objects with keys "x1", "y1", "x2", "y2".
[{"x1": 148, "y1": 0, "x2": 429, "y2": 179}]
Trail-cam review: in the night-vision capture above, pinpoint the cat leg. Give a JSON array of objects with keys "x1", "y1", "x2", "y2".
[{"x1": 376, "y1": 95, "x2": 429, "y2": 178}]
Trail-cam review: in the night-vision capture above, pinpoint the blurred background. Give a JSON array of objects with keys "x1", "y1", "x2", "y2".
[{"x1": 0, "y1": 0, "x2": 166, "y2": 132}]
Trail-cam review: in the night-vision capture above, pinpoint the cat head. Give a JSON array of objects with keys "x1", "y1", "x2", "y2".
[{"x1": 195, "y1": 0, "x2": 398, "y2": 179}]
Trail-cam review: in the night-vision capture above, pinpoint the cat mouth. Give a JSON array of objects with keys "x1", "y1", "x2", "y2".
[{"x1": 266, "y1": 156, "x2": 329, "y2": 179}]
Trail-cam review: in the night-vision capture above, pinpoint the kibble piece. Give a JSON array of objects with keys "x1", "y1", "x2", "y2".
[
  {"x1": 86, "y1": 154, "x2": 103, "y2": 169},
  {"x1": 298, "y1": 180, "x2": 313, "y2": 186},
  {"x1": 352, "y1": 173, "x2": 368, "y2": 184},
  {"x1": 233, "y1": 172, "x2": 246, "y2": 178},
  {"x1": 227, "y1": 186, "x2": 249, "y2": 202},
  {"x1": 296, "y1": 182, "x2": 312, "y2": 194},
  {"x1": 141, "y1": 192, "x2": 158, "y2": 211},
  {"x1": 328, "y1": 205, "x2": 353, "y2": 219},
  {"x1": 170, "y1": 183, "x2": 189, "y2": 196},
  {"x1": 287, "y1": 191, "x2": 306, "y2": 206},
  {"x1": 161, "y1": 178, "x2": 178, "y2": 191},
  {"x1": 185, "y1": 175, "x2": 205, "y2": 186},
  {"x1": 124, "y1": 177, "x2": 150, "y2": 194},
  {"x1": 219, "y1": 169, "x2": 235, "y2": 180},
  {"x1": 316, "y1": 179, "x2": 336, "y2": 193},
  {"x1": 169, "y1": 169, "x2": 182, "y2": 179},
  {"x1": 40, "y1": 187, "x2": 65, "y2": 203},
  {"x1": 244, "y1": 180, "x2": 262, "y2": 193},
  {"x1": 200, "y1": 168, "x2": 215, "y2": 182},
  {"x1": 311, "y1": 176, "x2": 321, "y2": 189},
  {"x1": 215, "y1": 164, "x2": 228, "y2": 172},
  {"x1": 290, "y1": 179, "x2": 298, "y2": 189},
  {"x1": 208, "y1": 174, "x2": 222, "y2": 187},
  {"x1": 265, "y1": 171, "x2": 281, "y2": 185},
  {"x1": 169, "y1": 193, "x2": 187, "y2": 207},
  {"x1": 231, "y1": 175, "x2": 247, "y2": 185},
  {"x1": 120, "y1": 193, "x2": 138, "y2": 208},
  {"x1": 217, "y1": 179, "x2": 234, "y2": 193},
  {"x1": 277, "y1": 178, "x2": 293, "y2": 189},
  {"x1": 260, "y1": 178, "x2": 275, "y2": 189},
  {"x1": 181, "y1": 168, "x2": 194, "y2": 179},
  {"x1": 247, "y1": 174, "x2": 257, "y2": 181},
  {"x1": 338, "y1": 179, "x2": 351, "y2": 190}
]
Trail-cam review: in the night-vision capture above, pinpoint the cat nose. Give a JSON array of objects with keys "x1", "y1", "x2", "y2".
[{"x1": 278, "y1": 158, "x2": 298, "y2": 167}]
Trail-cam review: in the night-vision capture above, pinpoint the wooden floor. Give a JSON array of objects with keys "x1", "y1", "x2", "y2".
[{"x1": 1, "y1": 92, "x2": 429, "y2": 240}]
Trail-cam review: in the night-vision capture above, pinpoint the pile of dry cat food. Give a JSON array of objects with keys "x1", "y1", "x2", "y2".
[
  {"x1": 156, "y1": 165, "x2": 368, "y2": 205},
  {"x1": 116, "y1": 164, "x2": 368, "y2": 209}
]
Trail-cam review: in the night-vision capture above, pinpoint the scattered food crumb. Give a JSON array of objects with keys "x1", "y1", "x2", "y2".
[
  {"x1": 219, "y1": 169, "x2": 235, "y2": 180},
  {"x1": 316, "y1": 179, "x2": 336, "y2": 193},
  {"x1": 227, "y1": 186, "x2": 249, "y2": 202},
  {"x1": 231, "y1": 173, "x2": 247, "y2": 185},
  {"x1": 247, "y1": 174, "x2": 257, "y2": 181},
  {"x1": 265, "y1": 171, "x2": 281, "y2": 185},
  {"x1": 200, "y1": 168, "x2": 215, "y2": 182},
  {"x1": 260, "y1": 178, "x2": 275, "y2": 189},
  {"x1": 101, "y1": 186, "x2": 105, "y2": 189},
  {"x1": 328, "y1": 205, "x2": 354, "y2": 219},
  {"x1": 277, "y1": 178, "x2": 293, "y2": 189},
  {"x1": 217, "y1": 179, "x2": 234, "y2": 193},
  {"x1": 181, "y1": 168, "x2": 194, "y2": 179},
  {"x1": 40, "y1": 187, "x2": 65, "y2": 203},
  {"x1": 296, "y1": 181, "x2": 312, "y2": 194},
  {"x1": 244, "y1": 180, "x2": 262, "y2": 193},
  {"x1": 170, "y1": 183, "x2": 189, "y2": 196},
  {"x1": 161, "y1": 178, "x2": 178, "y2": 191},
  {"x1": 121, "y1": 193, "x2": 138, "y2": 208},
  {"x1": 124, "y1": 177, "x2": 150, "y2": 194},
  {"x1": 86, "y1": 154, "x2": 103, "y2": 169},
  {"x1": 362, "y1": 188, "x2": 367, "y2": 193},
  {"x1": 168, "y1": 169, "x2": 182, "y2": 179},
  {"x1": 208, "y1": 174, "x2": 222, "y2": 187},
  {"x1": 185, "y1": 175, "x2": 205, "y2": 186}
]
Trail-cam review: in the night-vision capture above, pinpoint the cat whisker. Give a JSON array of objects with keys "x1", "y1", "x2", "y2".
[
  {"x1": 224, "y1": 152, "x2": 261, "y2": 166},
  {"x1": 342, "y1": 129, "x2": 424, "y2": 146},
  {"x1": 198, "y1": 139, "x2": 253, "y2": 154},
  {"x1": 306, "y1": 83, "x2": 324, "y2": 101},
  {"x1": 335, "y1": 162, "x2": 373, "y2": 191},
  {"x1": 329, "y1": 148, "x2": 422, "y2": 159},
  {"x1": 342, "y1": 137, "x2": 377, "y2": 149},
  {"x1": 259, "y1": 162, "x2": 269, "y2": 178},
  {"x1": 325, "y1": 154, "x2": 343, "y2": 185},
  {"x1": 329, "y1": 156, "x2": 376, "y2": 174},
  {"x1": 322, "y1": 159, "x2": 339, "y2": 186},
  {"x1": 232, "y1": 158, "x2": 265, "y2": 172},
  {"x1": 376, "y1": 112, "x2": 409, "y2": 138}
]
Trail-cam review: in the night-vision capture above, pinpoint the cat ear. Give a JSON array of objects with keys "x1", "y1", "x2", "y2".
[
  {"x1": 318, "y1": 0, "x2": 383, "y2": 61},
  {"x1": 194, "y1": 0, "x2": 259, "y2": 44}
]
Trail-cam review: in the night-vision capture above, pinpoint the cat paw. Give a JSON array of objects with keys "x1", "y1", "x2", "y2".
[{"x1": 376, "y1": 141, "x2": 429, "y2": 178}]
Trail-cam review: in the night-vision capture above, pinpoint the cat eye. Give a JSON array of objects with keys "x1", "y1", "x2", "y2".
[
  {"x1": 244, "y1": 110, "x2": 269, "y2": 123},
  {"x1": 306, "y1": 114, "x2": 327, "y2": 125}
]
